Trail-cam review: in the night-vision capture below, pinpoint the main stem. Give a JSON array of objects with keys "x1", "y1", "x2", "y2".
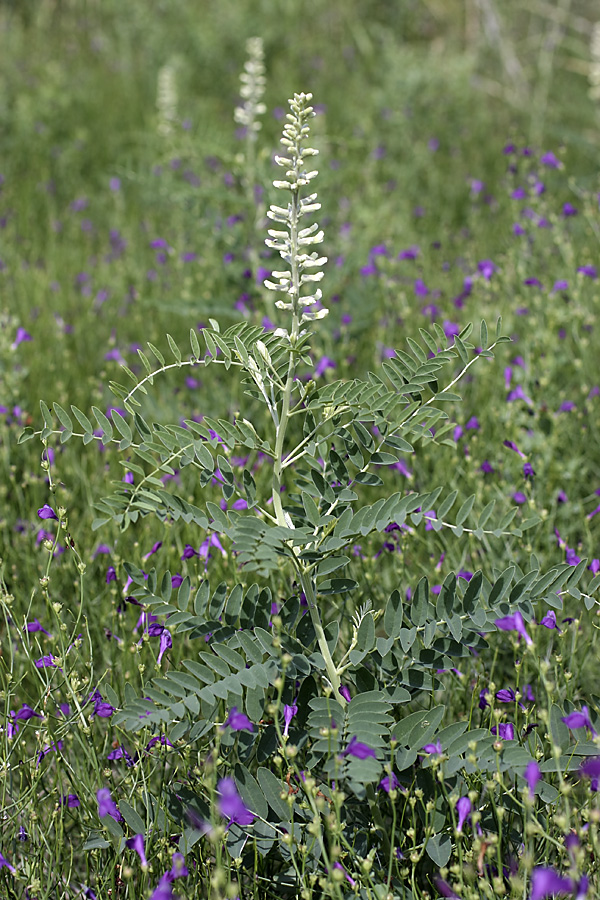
[{"x1": 270, "y1": 186, "x2": 343, "y2": 704}]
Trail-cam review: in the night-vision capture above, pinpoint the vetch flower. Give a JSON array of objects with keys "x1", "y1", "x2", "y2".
[
  {"x1": 530, "y1": 866, "x2": 579, "y2": 900},
  {"x1": 283, "y1": 703, "x2": 298, "y2": 738},
  {"x1": 456, "y1": 795, "x2": 471, "y2": 832},
  {"x1": 379, "y1": 772, "x2": 400, "y2": 793},
  {"x1": 97, "y1": 787, "x2": 122, "y2": 821},
  {"x1": 126, "y1": 834, "x2": 148, "y2": 868},
  {"x1": 11, "y1": 326, "x2": 32, "y2": 349},
  {"x1": 149, "y1": 874, "x2": 173, "y2": 900},
  {"x1": 494, "y1": 610, "x2": 533, "y2": 646},
  {"x1": 216, "y1": 776, "x2": 254, "y2": 826},
  {"x1": 562, "y1": 705, "x2": 597, "y2": 737},
  {"x1": 223, "y1": 706, "x2": 254, "y2": 733},
  {"x1": 523, "y1": 760, "x2": 542, "y2": 798},
  {"x1": 491, "y1": 722, "x2": 515, "y2": 740},
  {"x1": 38, "y1": 504, "x2": 58, "y2": 520},
  {"x1": 342, "y1": 736, "x2": 377, "y2": 759},
  {"x1": 169, "y1": 852, "x2": 189, "y2": 879},
  {"x1": 0, "y1": 852, "x2": 16, "y2": 874}
]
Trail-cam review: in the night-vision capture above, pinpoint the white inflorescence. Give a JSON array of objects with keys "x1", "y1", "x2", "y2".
[
  {"x1": 590, "y1": 22, "x2": 600, "y2": 102},
  {"x1": 156, "y1": 63, "x2": 178, "y2": 137},
  {"x1": 264, "y1": 93, "x2": 328, "y2": 337},
  {"x1": 234, "y1": 37, "x2": 267, "y2": 140}
]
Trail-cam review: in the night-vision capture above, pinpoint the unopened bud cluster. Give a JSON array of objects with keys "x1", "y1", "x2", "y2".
[
  {"x1": 265, "y1": 92, "x2": 327, "y2": 337},
  {"x1": 234, "y1": 37, "x2": 266, "y2": 139}
]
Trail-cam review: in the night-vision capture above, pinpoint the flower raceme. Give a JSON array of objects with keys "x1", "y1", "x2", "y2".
[{"x1": 264, "y1": 92, "x2": 328, "y2": 339}]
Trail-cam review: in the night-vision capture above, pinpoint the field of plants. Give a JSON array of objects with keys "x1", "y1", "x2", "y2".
[{"x1": 2, "y1": 1, "x2": 600, "y2": 898}]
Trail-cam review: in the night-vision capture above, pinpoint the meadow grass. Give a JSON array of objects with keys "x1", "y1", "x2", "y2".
[{"x1": 2, "y1": 2, "x2": 600, "y2": 898}]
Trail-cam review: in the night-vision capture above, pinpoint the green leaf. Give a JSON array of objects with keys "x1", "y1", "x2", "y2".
[
  {"x1": 119, "y1": 800, "x2": 146, "y2": 835},
  {"x1": 488, "y1": 566, "x2": 515, "y2": 607},
  {"x1": 91, "y1": 406, "x2": 114, "y2": 444},
  {"x1": 456, "y1": 494, "x2": 475, "y2": 526},
  {"x1": 384, "y1": 590, "x2": 403, "y2": 638},
  {"x1": 410, "y1": 577, "x2": 430, "y2": 628},
  {"x1": 167, "y1": 334, "x2": 182, "y2": 364},
  {"x1": 302, "y1": 492, "x2": 320, "y2": 527},
  {"x1": 426, "y1": 832, "x2": 452, "y2": 867},
  {"x1": 190, "y1": 328, "x2": 201, "y2": 360},
  {"x1": 147, "y1": 342, "x2": 165, "y2": 366},
  {"x1": 257, "y1": 768, "x2": 290, "y2": 821},
  {"x1": 234, "y1": 764, "x2": 268, "y2": 819},
  {"x1": 480, "y1": 319, "x2": 488, "y2": 348},
  {"x1": 316, "y1": 556, "x2": 349, "y2": 577}
]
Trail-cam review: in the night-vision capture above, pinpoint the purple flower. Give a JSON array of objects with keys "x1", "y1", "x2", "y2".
[
  {"x1": 149, "y1": 874, "x2": 173, "y2": 900},
  {"x1": 59, "y1": 793, "x2": 80, "y2": 807},
  {"x1": 495, "y1": 688, "x2": 516, "y2": 703},
  {"x1": 97, "y1": 787, "x2": 122, "y2": 821},
  {"x1": 379, "y1": 772, "x2": 400, "y2": 793},
  {"x1": 333, "y1": 861, "x2": 356, "y2": 888},
  {"x1": 15, "y1": 704, "x2": 43, "y2": 721},
  {"x1": 562, "y1": 203, "x2": 577, "y2": 217},
  {"x1": 422, "y1": 740, "x2": 443, "y2": 755},
  {"x1": 169, "y1": 852, "x2": 189, "y2": 879},
  {"x1": 38, "y1": 504, "x2": 58, "y2": 520},
  {"x1": 540, "y1": 151, "x2": 562, "y2": 168},
  {"x1": 540, "y1": 609, "x2": 560, "y2": 631},
  {"x1": 223, "y1": 707, "x2": 254, "y2": 733},
  {"x1": 504, "y1": 439, "x2": 525, "y2": 458},
  {"x1": 283, "y1": 703, "x2": 298, "y2": 738},
  {"x1": 577, "y1": 265, "x2": 597, "y2": 279},
  {"x1": 26, "y1": 617, "x2": 52, "y2": 636},
  {"x1": 434, "y1": 876, "x2": 460, "y2": 898},
  {"x1": 126, "y1": 834, "x2": 148, "y2": 867},
  {"x1": 12, "y1": 327, "x2": 32, "y2": 349},
  {"x1": 477, "y1": 259, "x2": 498, "y2": 281},
  {"x1": 530, "y1": 867, "x2": 575, "y2": 900},
  {"x1": 342, "y1": 736, "x2": 377, "y2": 759},
  {"x1": 562, "y1": 705, "x2": 597, "y2": 737},
  {"x1": 494, "y1": 610, "x2": 533, "y2": 646},
  {"x1": 217, "y1": 776, "x2": 254, "y2": 826},
  {"x1": 106, "y1": 566, "x2": 117, "y2": 584},
  {"x1": 0, "y1": 852, "x2": 16, "y2": 874},
  {"x1": 491, "y1": 722, "x2": 515, "y2": 740},
  {"x1": 456, "y1": 795, "x2": 471, "y2": 832},
  {"x1": 157, "y1": 628, "x2": 172, "y2": 665},
  {"x1": 523, "y1": 760, "x2": 541, "y2": 798}
]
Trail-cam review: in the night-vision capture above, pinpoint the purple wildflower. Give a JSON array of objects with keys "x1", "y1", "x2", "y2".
[
  {"x1": 149, "y1": 874, "x2": 173, "y2": 900},
  {"x1": 523, "y1": 760, "x2": 542, "y2": 798},
  {"x1": 38, "y1": 504, "x2": 58, "y2": 520},
  {"x1": 342, "y1": 736, "x2": 377, "y2": 759},
  {"x1": 223, "y1": 707, "x2": 254, "y2": 733},
  {"x1": 216, "y1": 776, "x2": 254, "y2": 826},
  {"x1": 494, "y1": 610, "x2": 533, "y2": 646},
  {"x1": 0, "y1": 852, "x2": 16, "y2": 874},
  {"x1": 379, "y1": 772, "x2": 400, "y2": 793},
  {"x1": 126, "y1": 834, "x2": 148, "y2": 867},
  {"x1": 456, "y1": 795, "x2": 471, "y2": 832},
  {"x1": 97, "y1": 787, "x2": 122, "y2": 821},
  {"x1": 12, "y1": 327, "x2": 32, "y2": 349},
  {"x1": 283, "y1": 703, "x2": 298, "y2": 739},
  {"x1": 562, "y1": 705, "x2": 597, "y2": 737},
  {"x1": 491, "y1": 722, "x2": 515, "y2": 740},
  {"x1": 577, "y1": 265, "x2": 597, "y2": 279},
  {"x1": 530, "y1": 867, "x2": 576, "y2": 900},
  {"x1": 434, "y1": 877, "x2": 460, "y2": 898}
]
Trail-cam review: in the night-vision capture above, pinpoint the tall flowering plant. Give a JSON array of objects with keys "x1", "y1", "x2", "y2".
[{"x1": 20, "y1": 87, "x2": 599, "y2": 899}]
